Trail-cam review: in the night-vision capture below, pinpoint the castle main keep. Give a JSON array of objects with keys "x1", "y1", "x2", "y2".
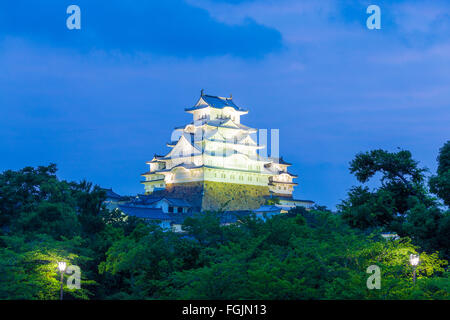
[{"x1": 141, "y1": 92, "x2": 299, "y2": 211}]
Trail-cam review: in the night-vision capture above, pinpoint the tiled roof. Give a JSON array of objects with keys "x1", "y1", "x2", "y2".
[
  {"x1": 131, "y1": 195, "x2": 163, "y2": 205},
  {"x1": 132, "y1": 195, "x2": 192, "y2": 207},
  {"x1": 284, "y1": 198, "x2": 315, "y2": 204},
  {"x1": 266, "y1": 157, "x2": 292, "y2": 166},
  {"x1": 118, "y1": 205, "x2": 167, "y2": 220},
  {"x1": 156, "y1": 163, "x2": 203, "y2": 171},
  {"x1": 278, "y1": 157, "x2": 292, "y2": 165},
  {"x1": 265, "y1": 196, "x2": 314, "y2": 204},
  {"x1": 270, "y1": 171, "x2": 298, "y2": 178},
  {"x1": 185, "y1": 94, "x2": 247, "y2": 112},
  {"x1": 253, "y1": 205, "x2": 283, "y2": 213},
  {"x1": 269, "y1": 181, "x2": 298, "y2": 186},
  {"x1": 146, "y1": 154, "x2": 165, "y2": 164},
  {"x1": 165, "y1": 198, "x2": 191, "y2": 207},
  {"x1": 102, "y1": 188, "x2": 122, "y2": 200},
  {"x1": 118, "y1": 205, "x2": 193, "y2": 224}
]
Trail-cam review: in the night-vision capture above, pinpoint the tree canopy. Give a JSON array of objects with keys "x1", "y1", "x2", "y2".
[
  {"x1": 339, "y1": 143, "x2": 450, "y2": 260},
  {"x1": 0, "y1": 143, "x2": 448, "y2": 300}
]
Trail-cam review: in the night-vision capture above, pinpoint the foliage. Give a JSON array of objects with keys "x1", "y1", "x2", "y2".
[
  {"x1": 429, "y1": 141, "x2": 450, "y2": 207},
  {"x1": 163, "y1": 211, "x2": 447, "y2": 299},
  {"x1": 0, "y1": 234, "x2": 94, "y2": 299},
  {"x1": 266, "y1": 196, "x2": 281, "y2": 205},
  {"x1": 0, "y1": 156, "x2": 448, "y2": 300},
  {"x1": 0, "y1": 164, "x2": 136, "y2": 299},
  {"x1": 340, "y1": 143, "x2": 450, "y2": 260}
]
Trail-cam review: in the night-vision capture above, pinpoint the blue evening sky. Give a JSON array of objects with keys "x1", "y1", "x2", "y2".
[{"x1": 1, "y1": 0, "x2": 449, "y2": 209}]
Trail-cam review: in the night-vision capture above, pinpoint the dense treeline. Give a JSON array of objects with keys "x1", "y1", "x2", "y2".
[
  {"x1": 339, "y1": 142, "x2": 450, "y2": 259},
  {"x1": 0, "y1": 142, "x2": 448, "y2": 299}
]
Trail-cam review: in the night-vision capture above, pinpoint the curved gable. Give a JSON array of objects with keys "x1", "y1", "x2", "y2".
[{"x1": 166, "y1": 135, "x2": 201, "y2": 158}]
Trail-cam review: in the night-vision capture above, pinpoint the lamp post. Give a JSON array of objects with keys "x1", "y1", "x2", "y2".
[
  {"x1": 409, "y1": 254, "x2": 419, "y2": 285},
  {"x1": 57, "y1": 261, "x2": 67, "y2": 300}
]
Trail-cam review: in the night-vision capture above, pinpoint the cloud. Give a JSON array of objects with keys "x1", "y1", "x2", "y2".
[
  {"x1": 187, "y1": 0, "x2": 340, "y2": 44},
  {"x1": 391, "y1": 1, "x2": 450, "y2": 33},
  {"x1": 0, "y1": 0, "x2": 282, "y2": 58}
]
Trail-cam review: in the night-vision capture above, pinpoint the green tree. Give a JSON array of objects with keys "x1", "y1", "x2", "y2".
[
  {"x1": 1, "y1": 163, "x2": 448, "y2": 300},
  {"x1": 0, "y1": 234, "x2": 94, "y2": 299},
  {"x1": 164, "y1": 211, "x2": 448, "y2": 300},
  {"x1": 340, "y1": 147, "x2": 450, "y2": 260},
  {"x1": 429, "y1": 141, "x2": 450, "y2": 207},
  {"x1": 0, "y1": 164, "x2": 116, "y2": 299},
  {"x1": 182, "y1": 211, "x2": 224, "y2": 246}
]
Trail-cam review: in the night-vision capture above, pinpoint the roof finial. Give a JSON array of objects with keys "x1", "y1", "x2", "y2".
[
  {"x1": 201, "y1": 89, "x2": 204, "y2": 96},
  {"x1": 230, "y1": 93, "x2": 232, "y2": 99}
]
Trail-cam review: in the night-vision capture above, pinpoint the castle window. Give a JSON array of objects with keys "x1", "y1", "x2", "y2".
[
  {"x1": 168, "y1": 206, "x2": 174, "y2": 213},
  {"x1": 176, "y1": 207, "x2": 182, "y2": 213}
]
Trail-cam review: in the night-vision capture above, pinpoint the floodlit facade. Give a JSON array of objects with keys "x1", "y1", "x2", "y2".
[{"x1": 141, "y1": 92, "x2": 302, "y2": 211}]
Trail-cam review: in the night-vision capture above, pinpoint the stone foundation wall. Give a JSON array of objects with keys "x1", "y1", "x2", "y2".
[
  {"x1": 202, "y1": 181, "x2": 270, "y2": 211},
  {"x1": 150, "y1": 181, "x2": 270, "y2": 212}
]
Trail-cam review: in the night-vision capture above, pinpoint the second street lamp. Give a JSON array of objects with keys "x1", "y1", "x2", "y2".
[
  {"x1": 409, "y1": 254, "x2": 419, "y2": 285},
  {"x1": 57, "y1": 261, "x2": 67, "y2": 300}
]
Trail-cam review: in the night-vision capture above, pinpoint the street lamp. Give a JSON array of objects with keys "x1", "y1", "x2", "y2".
[
  {"x1": 57, "y1": 261, "x2": 67, "y2": 300},
  {"x1": 409, "y1": 254, "x2": 419, "y2": 285}
]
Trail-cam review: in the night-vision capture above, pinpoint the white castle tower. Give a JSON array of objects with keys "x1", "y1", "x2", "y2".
[{"x1": 141, "y1": 92, "x2": 300, "y2": 211}]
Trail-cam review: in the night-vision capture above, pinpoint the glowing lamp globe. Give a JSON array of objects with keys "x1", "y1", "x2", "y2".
[
  {"x1": 409, "y1": 254, "x2": 419, "y2": 266},
  {"x1": 58, "y1": 261, "x2": 67, "y2": 272}
]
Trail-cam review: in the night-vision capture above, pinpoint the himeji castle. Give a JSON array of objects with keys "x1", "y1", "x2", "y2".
[{"x1": 139, "y1": 91, "x2": 313, "y2": 212}]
